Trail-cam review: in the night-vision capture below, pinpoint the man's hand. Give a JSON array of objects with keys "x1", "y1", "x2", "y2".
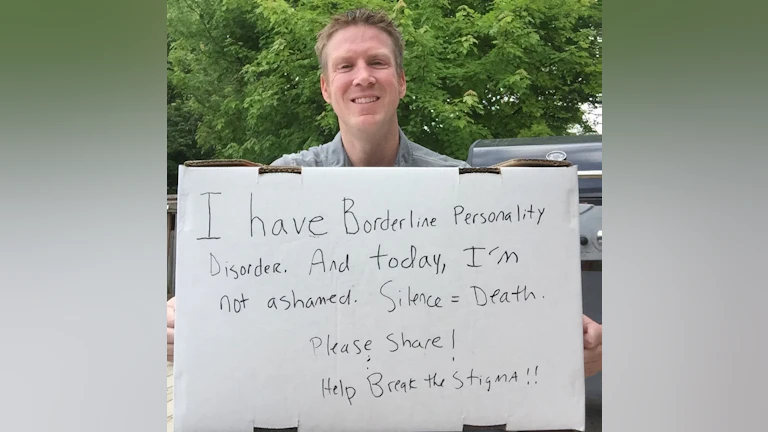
[
  {"x1": 583, "y1": 314, "x2": 602, "y2": 377},
  {"x1": 167, "y1": 297, "x2": 176, "y2": 363}
]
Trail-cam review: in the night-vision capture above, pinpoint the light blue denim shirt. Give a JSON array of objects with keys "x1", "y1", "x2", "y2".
[{"x1": 270, "y1": 128, "x2": 470, "y2": 168}]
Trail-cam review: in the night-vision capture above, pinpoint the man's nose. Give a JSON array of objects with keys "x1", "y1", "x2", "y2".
[{"x1": 352, "y1": 65, "x2": 376, "y2": 86}]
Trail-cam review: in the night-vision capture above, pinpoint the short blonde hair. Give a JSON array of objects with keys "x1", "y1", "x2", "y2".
[{"x1": 315, "y1": 8, "x2": 405, "y2": 75}]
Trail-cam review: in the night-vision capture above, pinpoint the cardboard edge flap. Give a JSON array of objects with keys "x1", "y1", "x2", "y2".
[
  {"x1": 182, "y1": 160, "x2": 302, "y2": 175},
  {"x1": 258, "y1": 166, "x2": 302, "y2": 174},
  {"x1": 184, "y1": 159, "x2": 262, "y2": 167},
  {"x1": 491, "y1": 158, "x2": 573, "y2": 168},
  {"x1": 459, "y1": 167, "x2": 501, "y2": 175},
  {"x1": 183, "y1": 158, "x2": 569, "y2": 170}
]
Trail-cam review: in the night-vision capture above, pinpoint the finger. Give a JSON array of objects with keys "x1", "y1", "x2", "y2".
[
  {"x1": 167, "y1": 328, "x2": 175, "y2": 362},
  {"x1": 583, "y1": 327, "x2": 598, "y2": 349},
  {"x1": 584, "y1": 345, "x2": 602, "y2": 377},
  {"x1": 583, "y1": 321, "x2": 602, "y2": 349},
  {"x1": 167, "y1": 297, "x2": 176, "y2": 362},
  {"x1": 167, "y1": 305, "x2": 176, "y2": 328}
]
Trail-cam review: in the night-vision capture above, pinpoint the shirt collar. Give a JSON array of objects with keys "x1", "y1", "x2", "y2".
[{"x1": 331, "y1": 128, "x2": 414, "y2": 167}]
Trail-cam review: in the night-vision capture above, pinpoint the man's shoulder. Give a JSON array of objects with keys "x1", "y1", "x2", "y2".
[
  {"x1": 408, "y1": 141, "x2": 470, "y2": 168},
  {"x1": 270, "y1": 142, "x2": 337, "y2": 167}
]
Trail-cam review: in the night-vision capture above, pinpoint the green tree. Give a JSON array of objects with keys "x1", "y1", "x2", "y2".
[
  {"x1": 167, "y1": 0, "x2": 601, "y2": 169},
  {"x1": 167, "y1": 38, "x2": 213, "y2": 193}
]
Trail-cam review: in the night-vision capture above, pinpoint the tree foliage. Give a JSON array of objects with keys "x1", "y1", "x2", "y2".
[{"x1": 167, "y1": 0, "x2": 601, "y2": 178}]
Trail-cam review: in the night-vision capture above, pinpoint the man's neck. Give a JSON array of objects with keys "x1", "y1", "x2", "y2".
[{"x1": 339, "y1": 123, "x2": 400, "y2": 167}]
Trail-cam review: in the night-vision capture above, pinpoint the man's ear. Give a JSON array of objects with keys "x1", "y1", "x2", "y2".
[
  {"x1": 320, "y1": 72, "x2": 331, "y2": 104},
  {"x1": 398, "y1": 69, "x2": 407, "y2": 99}
]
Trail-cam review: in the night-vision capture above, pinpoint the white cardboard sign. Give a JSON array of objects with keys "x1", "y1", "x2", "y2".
[{"x1": 173, "y1": 166, "x2": 585, "y2": 432}]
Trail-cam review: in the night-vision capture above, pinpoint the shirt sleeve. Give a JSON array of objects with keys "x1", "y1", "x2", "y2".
[{"x1": 270, "y1": 155, "x2": 296, "y2": 166}]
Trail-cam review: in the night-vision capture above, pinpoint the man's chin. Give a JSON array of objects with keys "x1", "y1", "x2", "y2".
[{"x1": 348, "y1": 115, "x2": 386, "y2": 131}]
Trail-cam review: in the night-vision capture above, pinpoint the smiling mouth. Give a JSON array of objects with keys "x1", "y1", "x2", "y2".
[{"x1": 352, "y1": 97, "x2": 379, "y2": 104}]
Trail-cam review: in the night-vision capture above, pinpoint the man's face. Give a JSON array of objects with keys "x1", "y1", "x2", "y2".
[{"x1": 320, "y1": 25, "x2": 406, "y2": 134}]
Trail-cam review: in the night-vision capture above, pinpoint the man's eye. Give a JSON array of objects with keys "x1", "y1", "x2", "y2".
[{"x1": 339, "y1": 64, "x2": 352, "y2": 69}]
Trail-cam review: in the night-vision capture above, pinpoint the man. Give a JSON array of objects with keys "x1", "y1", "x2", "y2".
[
  {"x1": 270, "y1": 9, "x2": 467, "y2": 169},
  {"x1": 167, "y1": 8, "x2": 602, "y2": 377}
]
